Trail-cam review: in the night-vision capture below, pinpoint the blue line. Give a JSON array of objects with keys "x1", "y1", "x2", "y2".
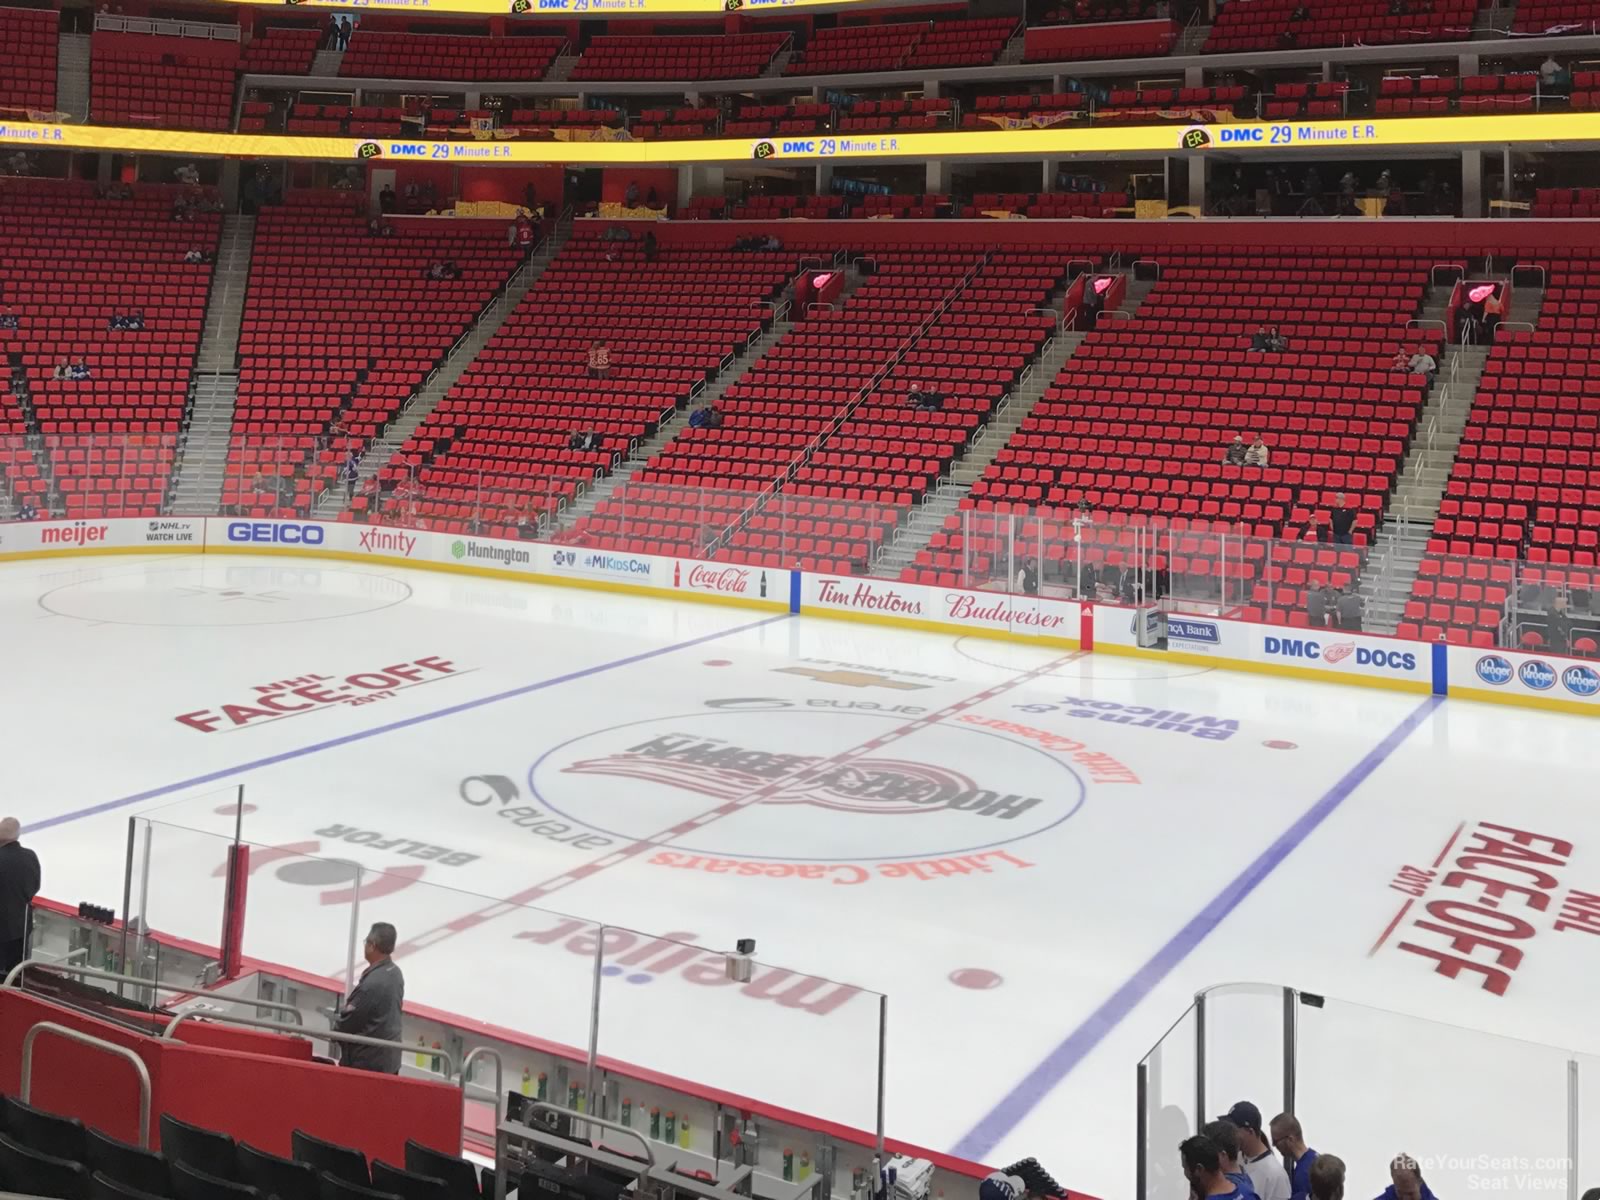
[
  {"x1": 951, "y1": 694, "x2": 1442, "y2": 1161},
  {"x1": 30, "y1": 611, "x2": 792, "y2": 834}
]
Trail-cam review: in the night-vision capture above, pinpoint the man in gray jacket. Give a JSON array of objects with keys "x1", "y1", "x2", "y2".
[
  {"x1": 0, "y1": 818, "x2": 41, "y2": 977},
  {"x1": 335, "y1": 922, "x2": 405, "y2": 1073}
]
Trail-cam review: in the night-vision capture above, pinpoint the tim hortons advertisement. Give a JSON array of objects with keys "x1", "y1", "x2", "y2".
[
  {"x1": 0, "y1": 516, "x2": 204, "y2": 556},
  {"x1": 803, "y1": 575, "x2": 1079, "y2": 639}
]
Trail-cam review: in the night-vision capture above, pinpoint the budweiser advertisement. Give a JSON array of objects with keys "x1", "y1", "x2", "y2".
[{"x1": 804, "y1": 576, "x2": 1079, "y2": 640}]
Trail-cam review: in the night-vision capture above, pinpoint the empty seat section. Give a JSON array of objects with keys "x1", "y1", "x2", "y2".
[
  {"x1": 224, "y1": 197, "x2": 520, "y2": 517},
  {"x1": 1416, "y1": 255, "x2": 1600, "y2": 649},
  {"x1": 238, "y1": 25, "x2": 321, "y2": 75},
  {"x1": 902, "y1": 17, "x2": 1016, "y2": 68},
  {"x1": 946, "y1": 247, "x2": 1439, "y2": 612},
  {"x1": 571, "y1": 33, "x2": 784, "y2": 82},
  {"x1": 785, "y1": 22, "x2": 924, "y2": 74},
  {"x1": 91, "y1": 29, "x2": 239, "y2": 131},
  {"x1": 0, "y1": 178, "x2": 219, "y2": 518},
  {"x1": 369, "y1": 228, "x2": 786, "y2": 534},
  {"x1": 338, "y1": 31, "x2": 566, "y2": 81},
  {"x1": 0, "y1": 8, "x2": 59, "y2": 112},
  {"x1": 1204, "y1": 0, "x2": 1477, "y2": 53}
]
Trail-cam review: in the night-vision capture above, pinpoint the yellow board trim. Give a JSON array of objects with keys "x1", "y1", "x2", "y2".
[
  {"x1": 9, "y1": 544, "x2": 1600, "y2": 717},
  {"x1": 1449, "y1": 684, "x2": 1600, "y2": 718},
  {"x1": 203, "y1": 543, "x2": 790, "y2": 612},
  {"x1": 5, "y1": 110, "x2": 1600, "y2": 166}
]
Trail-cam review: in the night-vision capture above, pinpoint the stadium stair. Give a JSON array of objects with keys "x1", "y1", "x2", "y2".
[
  {"x1": 171, "y1": 215, "x2": 257, "y2": 516},
  {"x1": 315, "y1": 217, "x2": 572, "y2": 519},
  {"x1": 555, "y1": 279, "x2": 805, "y2": 533},
  {"x1": 310, "y1": 47, "x2": 344, "y2": 76},
  {"x1": 545, "y1": 52, "x2": 580, "y2": 82},
  {"x1": 872, "y1": 327, "x2": 1085, "y2": 577},
  {"x1": 56, "y1": 33, "x2": 90, "y2": 121}
]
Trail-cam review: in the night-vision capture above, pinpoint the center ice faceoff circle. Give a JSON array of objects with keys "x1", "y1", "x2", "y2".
[{"x1": 528, "y1": 707, "x2": 1087, "y2": 863}]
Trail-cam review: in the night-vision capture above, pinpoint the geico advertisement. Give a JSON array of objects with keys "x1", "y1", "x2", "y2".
[{"x1": 6, "y1": 111, "x2": 1600, "y2": 164}]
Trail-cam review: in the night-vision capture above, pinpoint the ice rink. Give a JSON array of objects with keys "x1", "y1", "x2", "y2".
[{"x1": 3, "y1": 552, "x2": 1598, "y2": 1200}]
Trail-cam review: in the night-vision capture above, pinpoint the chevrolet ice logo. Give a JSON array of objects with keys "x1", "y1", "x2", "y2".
[{"x1": 774, "y1": 667, "x2": 927, "y2": 691}]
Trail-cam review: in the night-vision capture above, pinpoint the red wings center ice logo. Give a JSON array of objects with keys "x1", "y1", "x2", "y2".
[
  {"x1": 1321, "y1": 642, "x2": 1358, "y2": 664},
  {"x1": 531, "y1": 709, "x2": 1087, "y2": 863},
  {"x1": 566, "y1": 735, "x2": 973, "y2": 815}
]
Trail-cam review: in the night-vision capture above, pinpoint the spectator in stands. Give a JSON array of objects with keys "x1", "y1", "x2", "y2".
[
  {"x1": 1408, "y1": 346, "x2": 1437, "y2": 381},
  {"x1": 0, "y1": 309, "x2": 17, "y2": 331},
  {"x1": 1376, "y1": 1155, "x2": 1435, "y2": 1200},
  {"x1": 1245, "y1": 435, "x2": 1270, "y2": 467},
  {"x1": 175, "y1": 162, "x2": 201, "y2": 187},
  {"x1": 368, "y1": 217, "x2": 394, "y2": 237},
  {"x1": 1075, "y1": 559, "x2": 1098, "y2": 600},
  {"x1": 379, "y1": 185, "x2": 397, "y2": 214},
  {"x1": 587, "y1": 340, "x2": 612, "y2": 380},
  {"x1": 342, "y1": 450, "x2": 360, "y2": 502},
  {"x1": 426, "y1": 261, "x2": 463, "y2": 281},
  {"x1": 1329, "y1": 493, "x2": 1357, "y2": 545},
  {"x1": 171, "y1": 196, "x2": 195, "y2": 222},
  {"x1": 1201, "y1": 1121, "x2": 1259, "y2": 1199},
  {"x1": 625, "y1": 181, "x2": 641, "y2": 209},
  {"x1": 1266, "y1": 326, "x2": 1288, "y2": 352},
  {"x1": 1291, "y1": 2, "x2": 1309, "y2": 17},
  {"x1": 68, "y1": 357, "x2": 91, "y2": 381},
  {"x1": 1270, "y1": 1114, "x2": 1318, "y2": 1200},
  {"x1": 1336, "y1": 586, "x2": 1364, "y2": 632},
  {"x1": 705, "y1": 406, "x2": 724, "y2": 430},
  {"x1": 1307, "y1": 585, "x2": 1330, "y2": 629},
  {"x1": 1309, "y1": 1156, "x2": 1344, "y2": 1200},
  {"x1": 1390, "y1": 346, "x2": 1410, "y2": 371},
  {"x1": 16, "y1": 500, "x2": 37, "y2": 521},
  {"x1": 642, "y1": 230, "x2": 659, "y2": 262},
  {"x1": 51, "y1": 360, "x2": 67, "y2": 381},
  {"x1": 1017, "y1": 557, "x2": 1040, "y2": 595},
  {"x1": 1250, "y1": 325, "x2": 1273, "y2": 351},
  {"x1": 1180, "y1": 1135, "x2": 1251, "y2": 1199},
  {"x1": 334, "y1": 922, "x2": 404, "y2": 1073},
  {"x1": 1545, "y1": 593, "x2": 1573, "y2": 654},
  {"x1": 1225, "y1": 434, "x2": 1248, "y2": 465},
  {"x1": 322, "y1": 13, "x2": 340, "y2": 48},
  {"x1": 0, "y1": 817, "x2": 41, "y2": 978},
  {"x1": 646, "y1": 186, "x2": 660, "y2": 209},
  {"x1": 182, "y1": 247, "x2": 212, "y2": 264},
  {"x1": 568, "y1": 428, "x2": 600, "y2": 451},
  {"x1": 339, "y1": 15, "x2": 353, "y2": 49},
  {"x1": 909, "y1": 383, "x2": 946, "y2": 411},
  {"x1": 1541, "y1": 54, "x2": 1565, "y2": 91}
]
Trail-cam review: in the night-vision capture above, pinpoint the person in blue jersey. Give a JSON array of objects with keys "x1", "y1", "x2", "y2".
[
  {"x1": 1270, "y1": 1113, "x2": 1318, "y2": 1200},
  {"x1": 1201, "y1": 1121, "x2": 1258, "y2": 1198},
  {"x1": 1181, "y1": 1135, "x2": 1252, "y2": 1199},
  {"x1": 1375, "y1": 1155, "x2": 1436, "y2": 1200},
  {"x1": 1310, "y1": 1156, "x2": 1345, "y2": 1200}
]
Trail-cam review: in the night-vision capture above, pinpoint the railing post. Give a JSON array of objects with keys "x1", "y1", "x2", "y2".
[
  {"x1": 1193, "y1": 988, "x2": 1207, "y2": 1125},
  {"x1": 1282, "y1": 986, "x2": 1297, "y2": 1114},
  {"x1": 1135, "y1": 1060, "x2": 1149, "y2": 1200},
  {"x1": 1567, "y1": 1058, "x2": 1579, "y2": 1200}
]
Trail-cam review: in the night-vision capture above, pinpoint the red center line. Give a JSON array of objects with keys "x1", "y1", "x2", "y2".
[
  {"x1": 390, "y1": 649, "x2": 1086, "y2": 958},
  {"x1": 1368, "y1": 819, "x2": 1469, "y2": 957}
]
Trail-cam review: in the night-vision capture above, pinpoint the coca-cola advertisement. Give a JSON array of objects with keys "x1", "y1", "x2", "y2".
[{"x1": 673, "y1": 560, "x2": 772, "y2": 599}]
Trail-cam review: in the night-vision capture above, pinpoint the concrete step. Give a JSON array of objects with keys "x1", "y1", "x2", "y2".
[{"x1": 310, "y1": 48, "x2": 344, "y2": 75}]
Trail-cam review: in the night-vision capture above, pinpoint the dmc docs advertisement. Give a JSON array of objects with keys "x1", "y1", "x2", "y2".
[
  {"x1": 0, "y1": 516, "x2": 203, "y2": 556},
  {"x1": 1096, "y1": 604, "x2": 1432, "y2": 687},
  {"x1": 802, "y1": 575, "x2": 1080, "y2": 641},
  {"x1": 1447, "y1": 644, "x2": 1600, "y2": 707}
]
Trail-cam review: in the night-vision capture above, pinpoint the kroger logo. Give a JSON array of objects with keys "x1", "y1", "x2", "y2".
[
  {"x1": 226, "y1": 521, "x2": 325, "y2": 546},
  {"x1": 1517, "y1": 659, "x2": 1557, "y2": 691},
  {"x1": 1167, "y1": 618, "x2": 1220, "y2": 644},
  {"x1": 1474, "y1": 655, "x2": 1514, "y2": 686},
  {"x1": 1561, "y1": 664, "x2": 1600, "y2": 697},
  {"x1": 1262, "y1": 636, "x2": 1416, "y2": 673}
]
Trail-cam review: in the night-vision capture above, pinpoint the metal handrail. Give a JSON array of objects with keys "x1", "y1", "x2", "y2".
[
  {"x1": 1497, "y1": 321, "x2": 1536, "y2": 335},
  {"x1": 526, "y1": 1101, "x2": 656, "y2": 1168},
  {"x1": 5, "y1": 958, "x2": 181, "y2": 995},
  {"x1": 1430, "y1": 263, "x2": 1466, "y2": 285},
  {"x1": 23, "y1": 1022, "x2": 153, "y2": 1147},
  {"x1": 162, "y1": 1011, "x2": 456, "y2": 1075},
  {"x1": 1406, "y1": 318, "x2": 1447, "y2": 336},
  {"x1": 1511, "y1": 264, "x2": 1547, "y2": 291},
  {"x1": 1130, "y1": 258, "x2": 1163, "y2": 281},
  {"x1": 461, "y1": 1046, "x2": 505, "y2": 1125}
]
